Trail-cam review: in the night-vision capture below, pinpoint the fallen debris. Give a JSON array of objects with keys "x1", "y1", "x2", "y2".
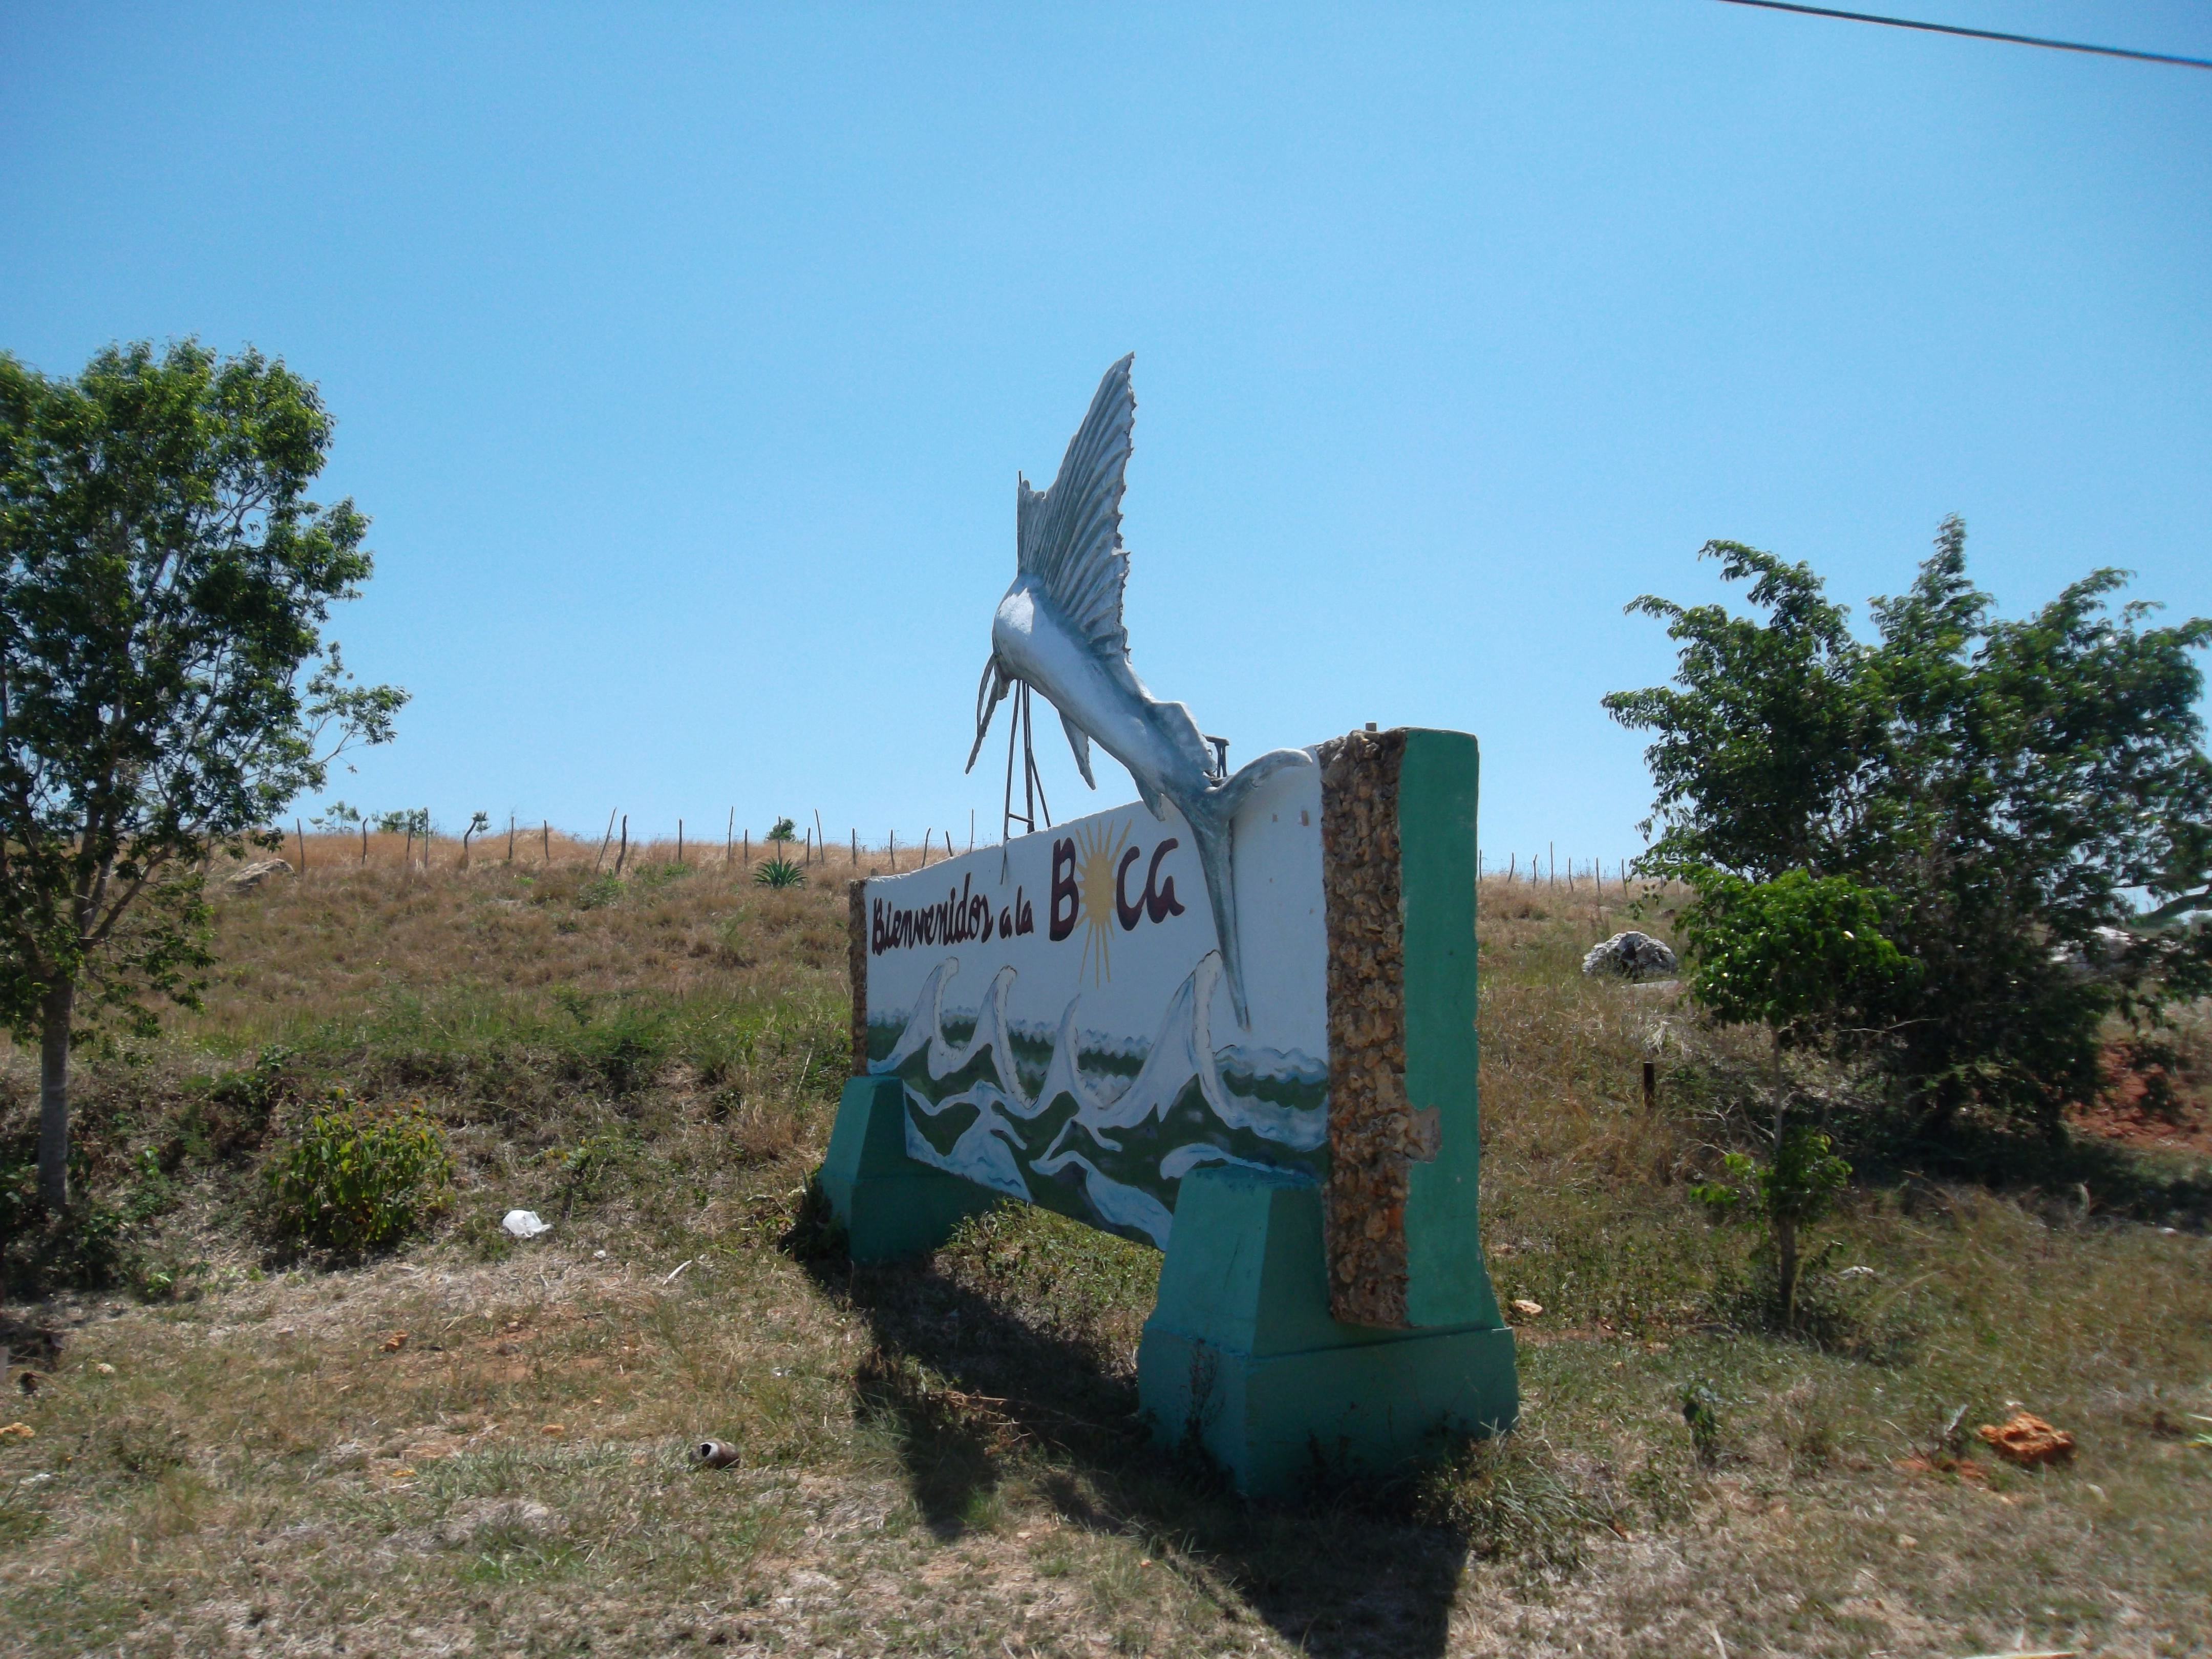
[
  {"x1": 502, "y1": 1209, "x2": 551, "y2": 1240},
  {"x1": 1510, "y1": 1298, "x2": 1544, "y2": 1317},
  {"x1": 381, "y1": 1331, "x2": 409, "y2": 1353},
  {"x1": 696, "y1": 1439, "x2": 740, "y2": 1468},
  {"x1": 1978, "y1": 1412, "x2": 2075, "y2": 1466},
  {"x1": 0, "y1": 1422, "x2": 32, "y2": 1440}
]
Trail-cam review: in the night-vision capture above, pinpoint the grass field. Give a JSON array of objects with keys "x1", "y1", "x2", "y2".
[{"x1": 2, "y1": 840, "x2": 2208, "y2": 1657}]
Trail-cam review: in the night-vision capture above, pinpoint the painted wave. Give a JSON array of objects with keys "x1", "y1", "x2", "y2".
[{"x1": 871, "y1": 951, "x2": 1327, "y2": 1247}]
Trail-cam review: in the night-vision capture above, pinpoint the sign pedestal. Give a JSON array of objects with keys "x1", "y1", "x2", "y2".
[
  {"x1": 1136, "y1": 1164, "x2": 1518, "y2": 1496},
  {"x1": 820, "y1": 1075, "x2": 996, "y2": 1262},
  {"x1": 819, "y1": 1085, "x2": 1520, "y2": 1498}
]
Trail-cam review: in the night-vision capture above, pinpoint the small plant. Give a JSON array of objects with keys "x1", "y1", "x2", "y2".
[
  {"x1": 1412, "y1": 1431, "x2": 1613, "y2": 1567},
  {"x1": 767, "y1": 816, "x2": 797, "y2": 843},
  {"x1": 1682, "y1": 1382, "x2": 1723, "y2": 1465},
  {"x1": 754, "y1": 855, "x2": 806, "y2": 889},
  {"x1": 576, "y1": 874, "x2": 624, "y2": 909},
  {"x1": 552, "y1": 1128, "x2": 633, "y2": 1208},
  {"x1": 263, "y1": 1095, "x2": 454, "y2": 1254},
  {"x1": 1693, "y1": 1126, "x2": 1851, "y2": 1327}
]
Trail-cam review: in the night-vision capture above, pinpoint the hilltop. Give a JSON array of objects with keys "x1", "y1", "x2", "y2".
[{"x1": 0, "y1": 838, "x2": 2207, "y2": 1657}]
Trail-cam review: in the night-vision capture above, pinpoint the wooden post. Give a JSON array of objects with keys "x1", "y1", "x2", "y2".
[
  {"x1": 814, "y1": 810, "x2": 825, "y2": 865},
  {"x1": 743, "y1": 831, "x2": 750, "y2": 867},
  {"x1": 594, "y1": 809, "x2": 616, "y2": 872},
  {"x1": 677, "y1": 819, "x2": 684, "y2": 865},
  {"x1": 888, "y1": 830, "x2": 896, "y2": 870},
  {"x1": 1642, "y1": 1060, "x2": 1657, "y2": 1115},
  {"x1": 851, "y1": 828, "x2": 858, "y2": 867},
  {"x1": 295, "y1": 818, "x2": 307, "y2": 873},
  {"x1": 615, "y1": 814, "x2": 629, "y2": 876},
  {"x1": 945, "y1": 830, "x2": 954, "y2": 861},
  {"x1": 920, "y1": 828, "x2": 930, "y2": 869},
  {"x1": 543, "y1": 820, "x2": 550, "y2": 865},
  {"x1": 360, "y1": 820, "x2": 369, "y2": 866},
  {"x1": 726, "y1": 808, "x2": 734, "y2": 866},
  {"x1": 968, "y1": 810, "x2": 975, "y2": 853}
]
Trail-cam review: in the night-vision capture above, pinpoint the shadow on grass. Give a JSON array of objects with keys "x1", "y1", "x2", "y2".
[
  {"x1": 1844, "y1": 1113, "x2": 2212, "y2": 1230},
  {"x1": 801, "y1": 1252, "x2": 1473, "y2": 1659}
]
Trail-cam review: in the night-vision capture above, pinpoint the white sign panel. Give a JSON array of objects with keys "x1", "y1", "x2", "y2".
[{"x1": 861, "y1": 760, "x2": 1327, "y2": 1246}]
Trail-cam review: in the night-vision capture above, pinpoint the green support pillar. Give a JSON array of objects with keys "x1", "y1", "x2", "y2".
[
  {"x1": 1135, "y1": 728, "x2": 1516, "y2": 1496},
  {"x1": 818, "y1": 1074, "x2": 998, "y2": 1262},
  {"x1": 1137, "y1": 1165, "x2": 1518, "y2": 1496}
]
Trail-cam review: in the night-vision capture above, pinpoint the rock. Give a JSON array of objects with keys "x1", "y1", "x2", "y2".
[
  {"x1": 1977, "y1": 1412, "x2": 2075, "y2": 1466},
  {"x1": 1582, "y1": 931, "x2": 1678, "y2": 979},
  {"x1": 223, "y1": 859, "x2": 293, "y2": 892},
  {"x1": 501, "y1": 1209, "x2": 551, "y2": 1240}
]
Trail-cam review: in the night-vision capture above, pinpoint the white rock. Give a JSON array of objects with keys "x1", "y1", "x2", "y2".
[
  {"x1": 502, "y1": 1209, "x2": 551, "y2": 1239},
  {"x1": 223, "y1": 858, "x2": 293, "y2": 892},
  {"x1": 1582, "y1": 931, "x2": 1678, "y2": 979}
]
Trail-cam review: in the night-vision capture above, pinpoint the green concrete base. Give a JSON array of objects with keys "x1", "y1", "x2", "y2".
[
  {"x1": 819, "y1": 1075, "x2": 999, "y2": 1262},
  {"x1": 1136, "y1": 1165, "x2": 1518, "y2": 1497}
]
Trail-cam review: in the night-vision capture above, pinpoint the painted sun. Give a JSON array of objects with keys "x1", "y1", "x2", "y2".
[{"x1": 1073, "y1": 818, "x2": 1131, "y2": 987}]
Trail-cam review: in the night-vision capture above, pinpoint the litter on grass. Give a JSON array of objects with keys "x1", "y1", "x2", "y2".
[{"x1": 503, "y1": 1210, "x2": 552, "y2": 1239}]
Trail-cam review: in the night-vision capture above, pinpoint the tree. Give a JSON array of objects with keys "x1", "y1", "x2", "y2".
[
  {"x1": 1677, "y1": 869, "x2": 1906, "y2": 1324},
  {"x1": 1607, "y1": 518, "x2": 2212, "y2": 1136},
  {"x1": 0, "y1": 341, "x2": 405, "y2": 1209}
]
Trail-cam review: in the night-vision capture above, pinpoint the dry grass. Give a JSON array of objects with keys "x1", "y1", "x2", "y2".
[{"x1": 0, "y1": 865, "x2": 2207, "y2": 1656}]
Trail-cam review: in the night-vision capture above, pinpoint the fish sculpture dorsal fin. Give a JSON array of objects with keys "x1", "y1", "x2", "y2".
[{"x1": 1017, "y1": 354, "x2": 1134, "y2": 662}]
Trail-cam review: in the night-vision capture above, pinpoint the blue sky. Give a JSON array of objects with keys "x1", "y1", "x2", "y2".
[{"x1": 4, "y1": 3, "x2": 2208, "y2": 868}]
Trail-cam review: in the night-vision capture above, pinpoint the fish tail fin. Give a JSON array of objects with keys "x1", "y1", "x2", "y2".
[{"x1": 1184, "y1": 747, "x2": 1316, "y2": 1030}]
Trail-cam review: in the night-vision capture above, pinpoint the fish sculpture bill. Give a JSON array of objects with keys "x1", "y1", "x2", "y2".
[{"x1": 966, "y1": 354, "x2": 1313, "y2": 1027}]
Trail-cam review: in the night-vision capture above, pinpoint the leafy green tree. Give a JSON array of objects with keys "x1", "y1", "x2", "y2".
[
  {"x1": 1607, "y1": 519, "x2": 2212, "y2": 1136},
  {"x1": 1677, "y1": 869, "x2": 1907, "y2": 1323},
  {"x1": 0, "y1": 341, "x2": 405, "y2": 1209}
]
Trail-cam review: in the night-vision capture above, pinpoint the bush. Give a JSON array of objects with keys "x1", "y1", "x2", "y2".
[{"x1": 263, "y1": 1095, "x2": 453, "y2": 1254}]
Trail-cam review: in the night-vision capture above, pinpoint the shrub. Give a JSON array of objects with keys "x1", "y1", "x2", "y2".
[
  {"x1": 264, "y1": 1095, "x2": 453, "y2": 1253},
  {"x1": 1693, "y1": 1127, "x2": 1852, "y2": 1328},
  {"x1": 754, "y1": 856, "x2": 805, "y2": 889}
]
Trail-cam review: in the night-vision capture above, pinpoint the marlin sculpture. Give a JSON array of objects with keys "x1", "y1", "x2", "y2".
[{"x1": 965, "y1": 355, "x2": 1313, "y2": 1027}]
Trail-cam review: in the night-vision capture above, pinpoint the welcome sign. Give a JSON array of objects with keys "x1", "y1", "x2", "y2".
[
  {"x1": 849, "y1": 760, "x2": 1328, "y2": 1248},
  {"x1": 822, "y1": 347, "x2": 1514, "y2": 1493}
]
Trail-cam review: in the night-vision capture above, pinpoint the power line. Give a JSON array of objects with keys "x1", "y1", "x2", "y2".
[{"x1": 1715, "y1": 0, "x2": 2212, "y2": 71}]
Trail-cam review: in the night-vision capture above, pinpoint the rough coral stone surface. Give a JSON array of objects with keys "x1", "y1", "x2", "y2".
[
  {"x1": 1319, "y1": 727, "x2": 1427, "y2": 1328},
  {"x1": 846, "y1": 879, "x2": 869, "y2": 1075}
]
